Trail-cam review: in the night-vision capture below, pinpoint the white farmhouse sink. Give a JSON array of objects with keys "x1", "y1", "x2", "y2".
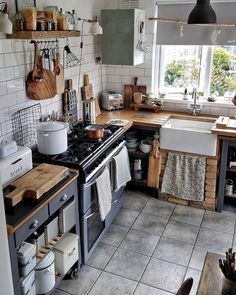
[{"x1": 160, "y1": 118, "x2": 217, "y2": 156}]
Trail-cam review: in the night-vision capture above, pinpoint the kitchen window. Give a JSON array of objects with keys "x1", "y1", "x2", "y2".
[{"x1": 156, "y1": 45, "x2": 236, "y2": 102}]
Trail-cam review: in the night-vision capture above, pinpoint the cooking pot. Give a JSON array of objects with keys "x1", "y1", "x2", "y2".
[
  {"x1": 85, "y1": 124, "x2": 105, "y2": 139},
  {"x1": 85, "y1": 122, "x2": 113, "y2": 139},
  {"x1": 37, "y1": 121, "x2": 68, "y2": 155}
]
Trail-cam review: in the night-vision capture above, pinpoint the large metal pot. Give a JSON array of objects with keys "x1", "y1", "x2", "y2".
[{"x1": 37, "y1": 121, "x2": 68, "y2": 155}]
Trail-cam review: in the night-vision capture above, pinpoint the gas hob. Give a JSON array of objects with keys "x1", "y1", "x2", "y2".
[{"x1": 32, "y1": 123, "x2": 124, "y2": 181}]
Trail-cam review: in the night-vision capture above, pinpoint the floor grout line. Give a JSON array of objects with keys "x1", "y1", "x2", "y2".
[{"x1": 77, "y1": 191, "x2": 236, "y2": 295}]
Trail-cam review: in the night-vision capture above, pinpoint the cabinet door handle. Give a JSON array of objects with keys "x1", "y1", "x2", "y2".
[
  {"x1": 69, "y1": 247, "x2": 76, "y2": 256},
  {"x1": 30, "y1": 219, "x2": 39, "y2": 229},
  {"x1": 60, "y1": 194, "x2": 68, "y2": 201}
]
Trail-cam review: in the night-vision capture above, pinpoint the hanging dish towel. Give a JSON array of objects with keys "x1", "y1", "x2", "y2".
[
  {"x1": 112, "y1": 146, "x2": 131, "y2": 191},
  {"x1": 95, "y1": 166, "x2": 112, "y2": 221},
  {"x1": 161, "y1": 153, "x2": 206, "y2": 201}
]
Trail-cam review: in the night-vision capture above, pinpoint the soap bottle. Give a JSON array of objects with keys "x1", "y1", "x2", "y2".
[{"x1": 183, "y1": 88, "x2": 188, "y2": 100}]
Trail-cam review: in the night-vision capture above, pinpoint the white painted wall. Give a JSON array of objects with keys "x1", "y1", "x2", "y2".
[{"x1": 0, "y1": 180, "x2": 14, "y2": 295}]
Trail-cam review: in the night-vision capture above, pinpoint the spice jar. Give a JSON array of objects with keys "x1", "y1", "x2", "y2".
[
  {"x1": 57, "y1": 8, "x2": 69, "y2": 30},
  {"x1": 22, "y1": 7, "x2": 37, "y2": 30},
  {"x1": 44, "y1": 7, "x2": 58, "y2": 30}
]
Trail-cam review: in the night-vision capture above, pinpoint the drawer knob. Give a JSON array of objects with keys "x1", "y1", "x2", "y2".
[
  {"x1": 30, "y1": 220, "x2": 39, "y2": 229},
  {"x1": 61, "y1": 194, "x2": 68, "y2": 202}
]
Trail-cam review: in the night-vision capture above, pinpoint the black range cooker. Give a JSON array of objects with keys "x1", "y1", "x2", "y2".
[{"x1": 33, "y1": 123, "x2": 126, "y2": 263}]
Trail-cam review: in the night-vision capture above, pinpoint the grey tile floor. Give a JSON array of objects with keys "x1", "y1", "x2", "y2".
[{"x1": 54, "y1": 190, "x2": 236, "y2": 295}]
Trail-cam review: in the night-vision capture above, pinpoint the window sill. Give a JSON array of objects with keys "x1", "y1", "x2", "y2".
[{"x1": 163, "y1": 97, "x2": 235, "y2": 108}]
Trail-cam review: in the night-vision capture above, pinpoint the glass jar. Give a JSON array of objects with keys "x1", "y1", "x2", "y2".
[
  {"x1": 22, "y1": 7, "x2": 37, "y2": 30},
  {"x1": 57, "y1": 8, "x2": 69, "y2": 31},
  {"x1": 44, "y1": 7, "x2": 58, "y2": 25},
  {"x1": 13, "y1": 13, "x2": 24, "y2": 31}
]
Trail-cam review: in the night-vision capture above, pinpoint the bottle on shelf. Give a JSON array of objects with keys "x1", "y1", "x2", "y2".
[
  {"x1": 57, "y1": 8, "x2": 69, "y2": 30},
  {"x1": 72, "y1": 10, "x2": 79, "y2": 31}
]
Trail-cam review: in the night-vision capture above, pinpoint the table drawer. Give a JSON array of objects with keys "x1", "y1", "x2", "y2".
[
  {"x1": 15, "y1": 206, "x2": 49, "y2": 248},
  {"x1": 49, "y1": 181, "x2": 76, "y2": 216}
]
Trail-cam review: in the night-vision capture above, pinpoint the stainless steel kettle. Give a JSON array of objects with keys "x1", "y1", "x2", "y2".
[{"x1": 82, "y1": 99, "x2": 96, "y2": 125}]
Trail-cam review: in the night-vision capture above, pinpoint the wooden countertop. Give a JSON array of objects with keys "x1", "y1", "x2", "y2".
[{"x1": 97, "y1": 108, "x2": 236, "y2": 138}]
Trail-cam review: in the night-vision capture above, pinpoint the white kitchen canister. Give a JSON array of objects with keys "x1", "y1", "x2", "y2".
[
  {"x1": 36, "y1": 121, "x2": 68, "y2": 155},
  {"x1": 35, "y1": 251, "x2": 55, "y2": 294}
]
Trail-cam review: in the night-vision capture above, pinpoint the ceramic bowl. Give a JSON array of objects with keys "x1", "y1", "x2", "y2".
[{"x1": 139, "y1": 140, "x2": 152, "y2": 153}]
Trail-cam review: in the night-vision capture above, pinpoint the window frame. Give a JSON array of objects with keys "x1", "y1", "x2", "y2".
[{"x1": 154, "y1": 45, "x2": 235, "y2": 101}]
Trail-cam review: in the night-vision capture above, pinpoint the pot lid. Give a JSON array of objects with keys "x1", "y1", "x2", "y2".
[
  {"x1": 35, "y1": 251, "x2": 54, "y2": 270},
  {"x1": 37, "y1": 121, "x2": 68, "y2": 132}
]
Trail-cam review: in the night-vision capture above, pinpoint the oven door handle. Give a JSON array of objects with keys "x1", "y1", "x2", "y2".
[
  {"x1": 84, "y1": 208, "x2": 98, "y2": 220},
  {"x1": 85, "y1": 140, "x2": 126, "y2": 183}
]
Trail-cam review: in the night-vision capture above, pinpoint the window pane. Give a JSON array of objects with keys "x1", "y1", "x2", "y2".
[
  {"x1": 210, "y1": 46, "x2": 236, "y2": 100},
  {"x1": 160, "y1": 46, "x2": 203, "y2": 94}
]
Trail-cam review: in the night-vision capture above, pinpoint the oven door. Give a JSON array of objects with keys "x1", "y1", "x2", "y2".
[
  {"x1": 83, "y1": 197, "x2": 105, "y2": 257},
  {"x1": 80, "y1": 166, "x2": 107, "y2": 263}
]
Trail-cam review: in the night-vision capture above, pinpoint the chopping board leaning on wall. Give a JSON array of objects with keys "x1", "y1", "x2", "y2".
[
  {"x1": 147, "y1": 139, "x2": 162, "y2": 189},
  {"x1": 81, "y1": 74, "x2": 101, "y2": 117},
  {"x1": 124, "y1": 77, "x2": 147, "y2": 107}
]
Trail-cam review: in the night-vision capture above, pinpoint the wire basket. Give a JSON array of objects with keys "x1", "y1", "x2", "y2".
[{"x1": 12, "y1": 104, "x2": 42, "y2": 148}]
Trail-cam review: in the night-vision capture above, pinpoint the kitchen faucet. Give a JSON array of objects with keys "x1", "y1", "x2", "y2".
[{"x1": 190, "y1": 88, "x2": 201, "y2": 116}]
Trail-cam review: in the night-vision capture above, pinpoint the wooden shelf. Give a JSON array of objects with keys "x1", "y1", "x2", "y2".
[
  {"x1": 225, "y1": 194, "x2": 236, "y2": 199},
  {"x1": 148, "y1": 17, "x2": 236, "y2": 27},
  {"x1": 128, "y1": 150, "x2": 150, "y2": 159},
  {"x1": 7, "y1": 30, "x2": 80, "y2": 39},
  {"x1": 226, "y1": 167, "x2": 236, "y2": 172}
]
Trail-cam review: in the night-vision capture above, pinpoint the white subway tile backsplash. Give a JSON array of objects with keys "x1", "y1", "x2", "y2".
[
  {"x1": 0, "y1": 82, "x2": 7, "y2": 96},
  {"x1": 11, "y1": 40, "x2": 29, "y2": 53},
  {"x1": 0, "y1": 40, "x2": 12, "y2": 54},
  {"x1": 0, "y1": 108, "x2": 9, "y2": 123},
  {"x1": 7, "y1": 79, "x2": 24, "y2": 94},
  {"x1": 1, "y1": 120, "x2": 13, "y2": 135},
  {"x1": 129, "y1": 68, "x2": 145, "y2": 77},
  {"x1": 4, "y1": 52, "x2": 25, "y2": 67},
  {"x1": 0, "y1": 93, "x2": 17, "y2": 109},
  {"x1": 0, "y1": 55, "x2": 4, "y2": 68},
  {"x1": 0, "y1": 67, "x2": 14, "y2": 82},
  {"x1": 115, "y1": 67, "x2": 130, "y2": 76}
]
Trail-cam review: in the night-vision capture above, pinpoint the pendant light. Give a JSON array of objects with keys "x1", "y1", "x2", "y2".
[
  {"x1": 188, "y1": 0, "x2": 217, "y2": 24},
  {"x1": 89, "y1": 17, "x2": 103, "y2": 35},
  {"x1": 0, "y1": 2, "x2": 13, "y2": 34}
]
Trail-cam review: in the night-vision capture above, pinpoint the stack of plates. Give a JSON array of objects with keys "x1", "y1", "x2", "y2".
[{"x1": 125, "y1": 131, "x2": 139, "y2": 151}]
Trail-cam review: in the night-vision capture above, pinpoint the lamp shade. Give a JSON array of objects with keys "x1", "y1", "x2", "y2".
[
  {"x1": 89, "y1": 20, "x2": 103, "y2": 35},
  {"x1": 188, "y1": 0, "x2": 217, "y2": 24},
  {"x1": 0, "y1": 11, "x2": 12, "y2": 34}
]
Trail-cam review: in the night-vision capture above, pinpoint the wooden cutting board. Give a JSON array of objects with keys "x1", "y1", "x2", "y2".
[
  {"x1": 81, "y1": 74, "x2": 101, "y2": 116},
  {"x1": 26, "y1": 41, "x2": 56, "y2": 100},
  {"x1": 147, "y1": 140, "x2": 162, "y2": 189},
  {"x1": 54, "y1": 52, "x2": 64, "y2": 95},
  {"x1": 5, "y1": 164, "x2": 69, "y2": 207},
  {"x1": 124, "y1": 84, "x2": 147, "y2": 107}
]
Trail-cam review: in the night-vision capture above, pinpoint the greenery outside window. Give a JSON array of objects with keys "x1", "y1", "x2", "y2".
[{"x1": 157, "y1": 45, "x2": 236, "y2": 102}]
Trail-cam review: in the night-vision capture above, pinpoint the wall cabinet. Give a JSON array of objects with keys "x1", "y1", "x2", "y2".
[{"x1": 101, "y1": 9, "x2": 145, "y2": 66}]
